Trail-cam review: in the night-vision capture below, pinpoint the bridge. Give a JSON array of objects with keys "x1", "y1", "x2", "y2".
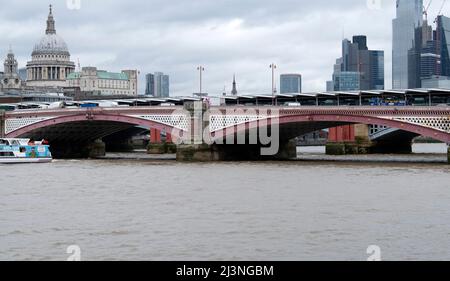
[{"x1": 1, "y1": 104, "x2": 450, "y2": 162}]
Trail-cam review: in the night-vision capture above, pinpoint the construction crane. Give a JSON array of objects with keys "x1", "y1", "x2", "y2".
[
  {"x1": 424, "y1": 0, "x2": 433, "y2": 21},
  {"x1": 434, "y1": 0, "x2": 448, "y2": 23}
]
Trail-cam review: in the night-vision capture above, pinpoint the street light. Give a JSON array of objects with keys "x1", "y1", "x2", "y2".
[
  {"x1": 270, "y1": 63, "x2": 277, "y2": 105},
  {"x1": 197, "y1": 66, "x2": 205, "y2": 96}
]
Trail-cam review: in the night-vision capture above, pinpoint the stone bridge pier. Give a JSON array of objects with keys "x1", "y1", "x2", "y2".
[{"x1": 176, "y1": 141, "x2": 297, "y2": 162}]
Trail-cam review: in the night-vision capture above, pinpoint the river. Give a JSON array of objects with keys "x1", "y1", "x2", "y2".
[{"x1": 0, "y1": 144, "x2": 449, "y2": 261}]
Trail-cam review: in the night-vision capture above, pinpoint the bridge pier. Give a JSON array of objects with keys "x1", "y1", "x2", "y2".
[
  {"x1": 147, "y1": 129, "x2": 176, "y2": 154},
  {"x1": 176, "y1": 140, "x2": 297, "y2": 162},
  {"x1": 326, "y1": 124, "x2": 414, "y2": 155},
  {"x1": 148, "y1": 142, "x2": 177, "y2": 154},
  {"x1": 326, "y1": 124, "x2": 373, "y2": 155}
]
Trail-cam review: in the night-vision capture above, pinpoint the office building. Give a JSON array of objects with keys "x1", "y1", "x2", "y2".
[
  {"x1": 66, "y1": 67, "x2": 138, "y2": 96},
  {"x1": 145, "y1": 73, "x2": 155, "y2": 96},
  {"x1": 329, "y1": 35, "x2": 384, "y2": 91},
  {"x1": 421, "y1": 75, "x2": 450, "y2": 88},
  {"x1": 392, "y1": 0, "x2": 423, "y2": 89},
  {"x1": 145, "y1": 72, "x2": 169, "y2": 97},
  {"x1": 333, "y1": 72, "x2": 361, "y2": 91},
  {"x1": 437, "y1": 15, "x2": 450, "y2": 77},
  {"x1": 280, "y1": 74, "x2": 302, "y2": 94}
]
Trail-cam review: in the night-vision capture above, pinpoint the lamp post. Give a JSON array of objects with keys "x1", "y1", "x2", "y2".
[
  {"x1": 197, "y1": 66, "x2": 205, "y2": 96},
  {"x1": 270, "y1": 63, "x2": 277, "y2": 105}
]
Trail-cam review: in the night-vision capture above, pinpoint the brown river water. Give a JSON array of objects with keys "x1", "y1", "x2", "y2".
[{"x1": 0, "y1": 144, "x2": 449, "y2": 260}]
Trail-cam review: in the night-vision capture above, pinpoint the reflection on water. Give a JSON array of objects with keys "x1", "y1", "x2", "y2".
[{"x1": 0, "y1": 145, "x2": 449, "y2": 261}]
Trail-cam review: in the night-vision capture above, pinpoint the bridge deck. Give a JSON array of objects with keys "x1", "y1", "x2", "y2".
[{"x1": 5, "y1": 106, "x2": 450, "y2": 118}]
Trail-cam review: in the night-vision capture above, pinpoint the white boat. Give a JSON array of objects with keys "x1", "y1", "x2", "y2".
[{"x1": 0, "y1": 138, "x2": 52, "y2": 164}]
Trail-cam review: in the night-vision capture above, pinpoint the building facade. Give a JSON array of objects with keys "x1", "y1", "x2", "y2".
[
  {"x1": 145, "y1": 72, "x2": 169, "y2": 97},
  {"x1": 26, "y1": 5, "x2": 76, "y2": 89},
  {"x1": 280, "y1": 74, "x2": 302, "y2": 94},
  {"x1": 66, "y1": 67, "x2": 138, "y2": 96},
  {"x1": 392, "y1": 0, "x2": 423, "y2": 89}
]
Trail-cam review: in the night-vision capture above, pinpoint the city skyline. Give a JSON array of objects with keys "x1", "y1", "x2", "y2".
[{"x1": 0, "y1": 0, "x2": 448, "y2": 96}]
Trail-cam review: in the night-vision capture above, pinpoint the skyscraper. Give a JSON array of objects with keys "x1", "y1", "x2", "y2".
[
  {"x1": 329, "y1": 35, "x2": 384, "y2": 91},
  {"x1": 420, "y1": 39, "x2": 440, "y2": 80},
  {"x1": 392, "y1": 0, "x2": 423, "y2": 89},
  {"x1": 280, "y1": 74, "x2": 302, "y2": 94},
  {"x1": 437, "y1": 15, "x2": 450, "y2": 77},
  {"x1": 403, "y1": 14, "x2": 450, "y2": 88},
  {"x1": 145, "y1": 73, "x2": 155, "y2": 96},
  {"x1": 145, "y1": 72, "x2": 170, "y2": 97}
]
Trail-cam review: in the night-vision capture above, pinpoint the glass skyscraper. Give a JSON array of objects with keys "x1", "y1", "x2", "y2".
[
  {"x1": 145, "y1": 73, "x2": 155, "y2": 96},
  {"x1": 333, "y1": 71, "x2": 360, "y2": 91},
  {"x1": 437, "y1": 15, "x2": 450, "y2": 77},
  {"x1": 280, "y1": 74, "x2": 302, "y2": 94},
  {"x1": 392, "y1": 0, "x2": 423, "y2": 89},
  {"x1": 329, "y1": 36, "x2": 384, "y2": 91},
  {"x1": 145, "y1": 72, "x2": 170, "y2": 97},
  {"x1": 368, "y1": 50, "x2": 385, "y2": 90}
]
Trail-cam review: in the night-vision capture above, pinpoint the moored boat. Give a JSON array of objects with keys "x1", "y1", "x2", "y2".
[{"x1": 0, "y1": 138, "x2": 52, "y2": 164}]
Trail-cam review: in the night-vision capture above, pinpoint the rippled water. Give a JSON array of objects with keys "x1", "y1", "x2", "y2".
[{"x1": 1, "y1": 146, "x2": 450, "y2": 261}]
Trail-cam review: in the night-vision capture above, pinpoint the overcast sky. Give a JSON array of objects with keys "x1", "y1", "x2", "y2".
[{"x1": 0, "y1": 0, "x2": 447, "y2": 96}]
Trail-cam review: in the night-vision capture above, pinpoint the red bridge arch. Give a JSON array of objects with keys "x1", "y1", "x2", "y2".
[
  {"x1": 212, "y1": 114, "x2": 450, "y2": 144},
  {"x1": 6, "y1": 113, "x2": 184, "y2": 140}
]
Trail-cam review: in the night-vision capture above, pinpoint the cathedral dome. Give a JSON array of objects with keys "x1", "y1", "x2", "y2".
[
  {"x1": 31, "y1": 5, "x2": 70, "y2": 56},
  {"x1": 33, "y1": 33, "x2": 69, "y2": 55}
]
